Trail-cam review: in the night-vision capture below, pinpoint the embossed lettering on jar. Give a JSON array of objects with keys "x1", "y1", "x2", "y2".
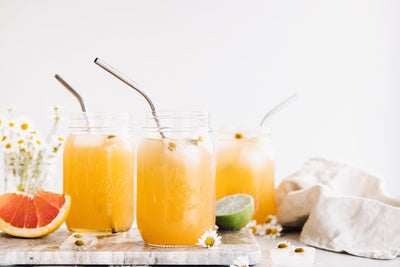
[{"x1": 137, "y1": 111, "x2": 215, "y2": 246}]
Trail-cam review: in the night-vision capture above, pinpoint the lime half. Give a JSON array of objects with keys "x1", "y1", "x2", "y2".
[{"x1": 216, "y1": 194, "x2": 254, "y2": 230}]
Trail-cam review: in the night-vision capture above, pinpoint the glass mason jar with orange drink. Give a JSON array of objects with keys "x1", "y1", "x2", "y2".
[
  {"x1": 63, "y1": 112, "x2": 135, "y2": 233},
  {"x1": 215, "y1": 127, "x2": 276, "y2": 224},
  {"x1": 137, "y1": 111, "x2": 215, "y2": 246}
]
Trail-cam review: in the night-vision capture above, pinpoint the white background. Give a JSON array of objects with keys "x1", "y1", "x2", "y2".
[{"x1": 0, "y1": 0, "x2": 399, "y2": 194}]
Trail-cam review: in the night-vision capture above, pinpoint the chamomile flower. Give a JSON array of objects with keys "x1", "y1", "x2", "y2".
[
  {"x1": 245, "y1": 220, "x2": 257, "y2": 234},
  {"x1": 277, "y1": 241, "x2": 291, "y2": 249},
  {"x1": 264, "y1": 214, "x2": 278, "y2": 225},
  {"x1": 264, "y1": 223, "x2": 283, "y2": 239},
  {"x1": 60, "y1": 232, "x2": 98, "y2": 251},
  {"x1": 197, "y1": 229, "x2": 222, "y2": 248},
  {"x1": 230, "y1": 255, "x2": 249, "y2": 267}
]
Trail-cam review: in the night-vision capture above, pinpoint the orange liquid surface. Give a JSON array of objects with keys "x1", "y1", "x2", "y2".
[
  {"x1": 215, "y1": 135, "x2": 276, "y2": 224},
  {"x1": 137, "y1": 138, "x2": 215, "y2": 246},
  {"x1": 63, "y1": 134, "x2": 135, "y2": 233}
]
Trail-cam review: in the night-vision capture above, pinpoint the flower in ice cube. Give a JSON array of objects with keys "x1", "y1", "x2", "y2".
[
  {"x1": 230, "y1": 255, "x2": 249, "y2": 267},
  {"x1": 264, "y1": 214, "x2": 278, "y2": 225},
  {"x1": 264, "y1": 223, "x2": 283, "y2": 239},
  {"x1": 197, "y1": 229, "x2": 222, "y2": 248}
]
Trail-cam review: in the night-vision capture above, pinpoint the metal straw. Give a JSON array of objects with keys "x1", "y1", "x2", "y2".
[
  {"x1": 260, "y1": 92, "x2": 298, "y2": 126},
  {"x1": 94, "y1": 58, "x2": 165, "y2": 138},
  {"x1": 55, "y1": 74, "x2": 87, "y2": 112},
  {"x1": 54, "y1": 74, "x2": 117, "y2": 233}
]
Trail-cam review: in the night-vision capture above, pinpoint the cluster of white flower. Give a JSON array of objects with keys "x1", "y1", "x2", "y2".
[
  {"x1": 0, "y1": 106, "x2": 64, "y2": 193},
  {"x1": 245, "y1": 215, "x2": 283, "y2": 239}
]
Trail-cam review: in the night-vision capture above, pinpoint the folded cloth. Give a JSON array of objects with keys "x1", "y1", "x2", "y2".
[{"x1": 276, "y1": 157, "x2": 400, "y2": 259}]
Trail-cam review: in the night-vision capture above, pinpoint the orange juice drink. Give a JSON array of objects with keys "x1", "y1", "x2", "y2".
[
  {"x1": 137, "y1": 111, "x2": 215, "y2": 246},
  {"x1": 215, "y1": 128, "x2": 276, "y2": 224},
  {"x1": 63, "y1": 113, "x2": 135, "y2": 233}
]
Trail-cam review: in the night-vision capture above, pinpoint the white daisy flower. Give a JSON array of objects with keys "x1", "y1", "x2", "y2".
[
  {"x1": 230, "y1": 255, "x2": 249, "y2": 267},
  {"x1": 60, "y1": 232, "x2": 98, "y2": 251},
  {"x1": 197, "y1": 229, "x2": 222, "y2": 248},
  {"x1": 264, "y1": 223, "x2": 283, "y2": 239},
  {"x1": 277, "y1": 240, "x2": 292, "y2": 249},
  {"x1": 264, "y1": 214, "x2": 278, "y2": 225},
  {"x1": 245, "y1": 220, "x2": 258, "y2": 234}
]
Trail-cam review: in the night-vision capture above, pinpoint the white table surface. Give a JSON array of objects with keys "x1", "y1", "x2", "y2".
[{"x1": 255, "y1": 232, "x2": 400, "y2": 267}]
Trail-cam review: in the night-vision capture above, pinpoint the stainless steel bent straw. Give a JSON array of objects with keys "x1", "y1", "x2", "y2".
[{"x1": 94, "y1": 58, "x2": 165, "y2": 139}]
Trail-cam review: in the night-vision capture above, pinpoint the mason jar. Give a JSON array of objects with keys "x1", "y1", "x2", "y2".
[
  {"x1": 137, "y1": 111, "x2": 215, "y2": 246},
  {"x1": 63, "y1": 112, "x2": 135, "y2": 233},
  {"x1": 215, "y1": 127, "x2": 276, "y2": 224}
]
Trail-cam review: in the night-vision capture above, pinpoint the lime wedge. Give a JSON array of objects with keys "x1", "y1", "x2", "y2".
[{"x1": 216, "y1": 194, "x2": 254, "y2": 230}]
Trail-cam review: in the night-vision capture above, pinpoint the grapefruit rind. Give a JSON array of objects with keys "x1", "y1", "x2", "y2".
[{"x1": 0, "y1": 194, "x2": 71, "y2": 238}]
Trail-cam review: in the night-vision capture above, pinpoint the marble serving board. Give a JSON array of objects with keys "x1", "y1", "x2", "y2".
[{"x1": 0, "y1": 226, "x2": 261, "y2": 265}]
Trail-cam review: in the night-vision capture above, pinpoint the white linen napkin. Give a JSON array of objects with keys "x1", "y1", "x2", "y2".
[{"x1": 276, "y1": 157, "x2": 400, "y2": 259}]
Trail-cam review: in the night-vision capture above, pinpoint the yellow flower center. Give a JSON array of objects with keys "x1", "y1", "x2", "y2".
[
  {"x1": 0, "y1": 120, "x2": 2, "y2": 125},
  {"x1": 21, "y1": 123, "x2": 29, "y2": 130},
  {"x1": 1, "y1": 136, "x2": 6, "y2": 141},
  {"x1": 295, "y1": 248, "x2": 304, "y2": 253},
  {"x1": 278, "y1": 243, "x2": 288, "y2": 248},
  {"x1": 74, "y1": 240, "x2": 85, "y2": 246},
  {"x1": 31, "y1": 131, "x2": 37, "y2": 135},
  {"x1": 36, "y1": 140, "x2": 41, "y2": 145},
  {"x1": 271, "y1": 228, "x2": 278, "y2": 234},
  {"x1": 235, "y1": 133, "x2": 243, "y2": 139},
  {"x1": 198, "y1": 136, "x2": 204, "y2": 142},
  {"x1": 18, "y1": 140, "x2": 24, "y2": 144},
  {"x1": 58, "y1": 137, "x2": 64, "y2": 141},
  {"x1": 265, "y1": 217, "x2": 272, "y2": 223},
  {"x1": 250, "y1": 226, "x2": 257, "y2": 234},
  {"x1": 9, "y1": 122, "x2": 15, "y2": 127},
  {"x1": 5, "y1": 143, "x2": 11, "y2": 149},
  {"x1": 265, "y1": 228, "x2": 272, "y2": 235},
  {"x1": 205, "y1": 237, "x2": 215, "y2": 247},
  {"x1": 73, "y1": 234, "x2": 82, "y2": 238},
  {"x1": 55, "y1": 115, "x2": 60, "y2": 120}
]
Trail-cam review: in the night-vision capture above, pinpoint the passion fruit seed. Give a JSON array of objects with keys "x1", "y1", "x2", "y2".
[
  {"x1": 278, "y1": 243, "x2": 288, "y2": 248},
  {"x1": 168, "y1": 142, "x2": 176, "y2": 151},
  {"x1": 75, "y1": 240, "x2": 85, "y2": 246},
  {"x1": 295, "y1": 247, "x2": 304, "y2": 253},
  {"x1": 235, "y1": 133, "x2": 243, "y2": 139}
]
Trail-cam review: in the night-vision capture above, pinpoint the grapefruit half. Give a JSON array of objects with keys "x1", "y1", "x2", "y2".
[{"x1": 0, "y1": 190, "x2": 71, "y2": 238}]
